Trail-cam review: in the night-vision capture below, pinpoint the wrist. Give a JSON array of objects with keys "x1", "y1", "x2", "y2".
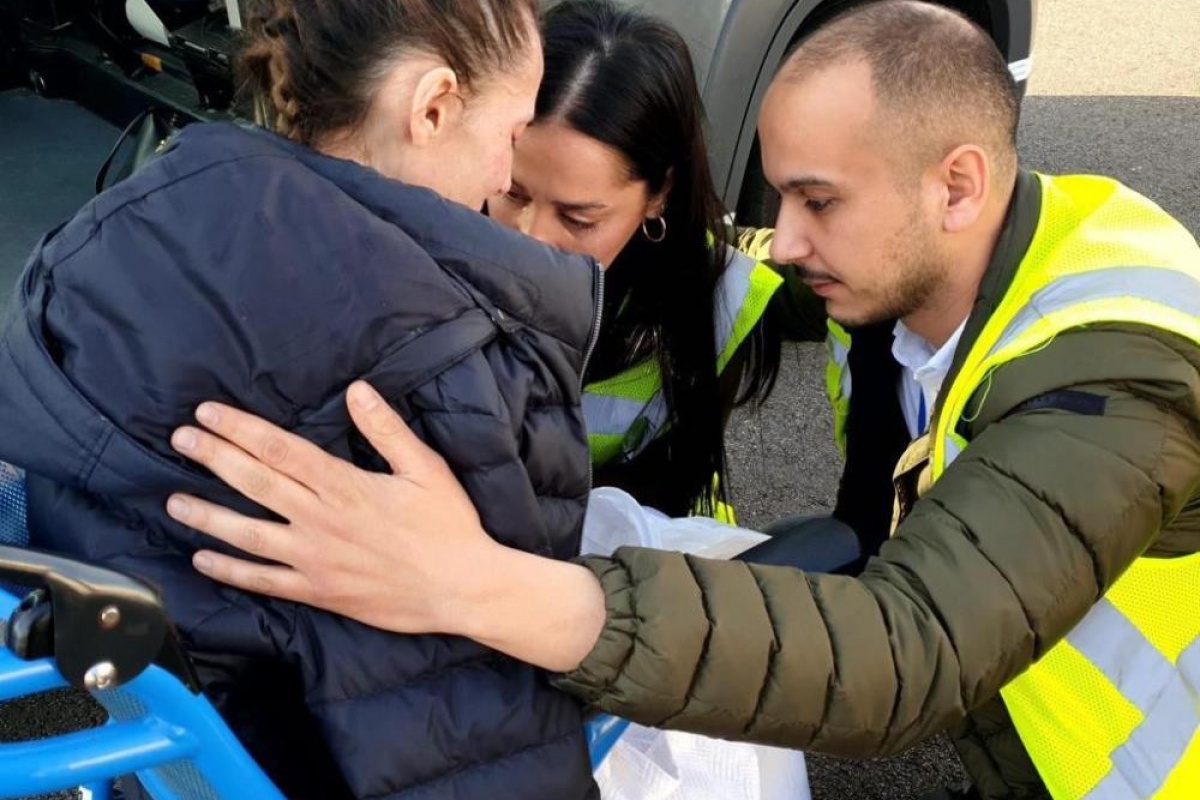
[
  {"x1": 431, "y1": 536, "x2": 511, "y2": 638},
  {"x1": 444, "y1": 540, "x2": 608, "y2": 672}
]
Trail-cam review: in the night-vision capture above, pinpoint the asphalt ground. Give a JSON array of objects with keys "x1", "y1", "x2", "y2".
[{"x1": 1, "y1": 3, "x2": 1198, "y2": 798}]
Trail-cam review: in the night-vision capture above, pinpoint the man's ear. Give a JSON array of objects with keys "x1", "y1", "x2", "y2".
[
  {"x1": 938, "y1": 144, "x2": 990, "y2": 233},
  {"x1": 409, "y1": 66, "x2": 464, "y2": 148}
]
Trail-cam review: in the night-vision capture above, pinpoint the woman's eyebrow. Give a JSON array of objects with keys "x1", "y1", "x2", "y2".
[{"x1": 557, "y1": 200, "x2": 607, "y2": 213}]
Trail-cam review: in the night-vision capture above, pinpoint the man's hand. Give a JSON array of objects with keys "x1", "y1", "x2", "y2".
[
  {"x1": 168, "y1": 381, "x2": 606, "y2": 671},
  {"x1": 168, "y1": 381, "x2": 493, "y2": 635}
]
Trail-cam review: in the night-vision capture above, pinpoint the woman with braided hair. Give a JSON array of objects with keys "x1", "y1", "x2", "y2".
[{"x1": 0, "y1": 0, "x2": 605, "y2": 798}]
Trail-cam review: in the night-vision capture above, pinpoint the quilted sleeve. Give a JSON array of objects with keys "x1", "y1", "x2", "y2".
[{"x1": 555, "y1": 328, "x2": 1200, "y2": 756}]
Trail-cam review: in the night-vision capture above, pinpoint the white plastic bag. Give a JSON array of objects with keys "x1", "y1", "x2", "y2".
[
  {"x1": 581, "y1": 486, "x2": 770, "y2": 559},
  {"x1": 581, "y1": 488, "x2": 812, "y2": 800}
]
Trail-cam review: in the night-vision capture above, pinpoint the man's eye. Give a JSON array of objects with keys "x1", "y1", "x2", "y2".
[
  {"x1": 505, "y1": 191, "x2": 530, "y2": 205},
  {"x1": 806, "y1": 198, "x2": 834, "y2": 213}
]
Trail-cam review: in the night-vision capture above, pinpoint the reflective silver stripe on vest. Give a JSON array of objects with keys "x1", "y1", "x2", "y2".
[
  {"x1": 993, "y1": 267, "x2": 1200, "y2": 355},
  {"x1": 584, "y1": 247, "x2": 758, "y2": 458},
  {"x1": 827, "y1": 332, "x2": 852, "y2": 402},
  {"x1": 943, "y1": 265, "x2": 1200, "y2": 469},
  {"x1": 715, "y1": 248, "x2": 756, "y2": 360},
  {"x1": 1068, "y1": 600, "x2": 1200, "y2": 800},
  {"x1": 944, "y1": 435, "x2": 964, "y2": 466},
  {"x1": 583, "y1": 391, "x2": 668, "y2": 449}
]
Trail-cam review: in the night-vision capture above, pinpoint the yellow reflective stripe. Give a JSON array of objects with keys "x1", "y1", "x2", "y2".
[
  {"x1": 587, "y1": 432, "x2": 627, "y2": 465},
  {"x1": 584, "y1": 358, "x2": 660, "y2": 402},
  {"x1": 1106, "y1": 551, "x2": 1200, "y2": 662},
  {"x1": 716, "y1": 250, "x2": 782, "y2": 373},
  {"x1": 1156, "y1": 726, "x2": 1200, "y2": 799},
  {"x1": 711, "y1": 500, "x2": 737, "y2": 525},
  {"x1": 825, "y1": 321, "x2": 852, "y2": 454},
  {"x1": 940, "y1": 296, "x2": 1200, "y2": 473},
  {"x1": 825, "y1": 359, "x2": 848, "y2": 455},
  {"x1": 1002, "y1": 636, "x2": 1142, "y2": 799},
  {"x1": 585, "y1": 246, "x2": 779, "y2": 464},
  {"x1": 1022, "y1": 174, "x2": 1199, "y2": 281},
  {"x1": 993, "y1": 300, "x2": 1200, "y2": 370}
]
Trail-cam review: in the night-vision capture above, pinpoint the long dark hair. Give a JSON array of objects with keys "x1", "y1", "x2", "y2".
[{"x1": 539, "y1": 0, "x2": 779, "y2": 515}]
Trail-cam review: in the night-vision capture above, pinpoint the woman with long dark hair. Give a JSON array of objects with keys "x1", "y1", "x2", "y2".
[{"x1": 490, "y1": 0, "x2": 781, "y2": 517}]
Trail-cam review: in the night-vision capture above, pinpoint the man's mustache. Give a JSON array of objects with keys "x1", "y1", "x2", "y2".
[{"x1": 795, "y1": 265, "x2": 839, "y2": 283}]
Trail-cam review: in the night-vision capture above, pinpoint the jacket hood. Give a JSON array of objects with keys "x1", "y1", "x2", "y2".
[{"x1": 234, "y1": 123, "x2": 602, "y2": 348}]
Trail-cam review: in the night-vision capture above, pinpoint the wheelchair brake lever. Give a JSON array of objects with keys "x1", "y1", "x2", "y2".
[
  {"x1": 2, "y1": 588, "x2": 54, "y2": 660},
  {"x1": 0, "y1": 544, "x2": 198, "y2": 692}
]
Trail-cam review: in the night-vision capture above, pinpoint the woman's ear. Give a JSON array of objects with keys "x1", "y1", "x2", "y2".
[
  {"x1": 410, "y1": 66, "x2": 464, "y2": 148},
  {"x1": 646, "y1": 168, "x2": 675, "y2": 217}
]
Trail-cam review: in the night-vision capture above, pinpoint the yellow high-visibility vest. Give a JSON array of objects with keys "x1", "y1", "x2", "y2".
[
  {"x1": 825, "y1": 320, "x2": 851, "y2": 455},
  {"x1": 583, "y1": 245, "x2": 781, "y2": 466},
  {"x1": 734, "y1": 226, "x2": 854, "y2": 455},
  {"x1": 583, "y1": 245, "x2": 781, "y2": 522},
  {"x1": 923, "y1": 174, "x2": 1200, "y2": 800}
]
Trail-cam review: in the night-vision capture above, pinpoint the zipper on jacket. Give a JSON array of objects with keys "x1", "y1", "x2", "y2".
[{"x1": 580, "y1": 260, "x2": 605, "y2": 491}]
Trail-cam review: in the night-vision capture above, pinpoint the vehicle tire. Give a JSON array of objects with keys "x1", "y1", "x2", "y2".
[
  {"x1": 734, "y1": 136, "x2": 780, "y2": 228},
  {"x1": 29, "y1": 67, "x2": 49, "y2": 95},
  {"x1": 0, "y1": 12, "x2": 23, "y2": 91}
]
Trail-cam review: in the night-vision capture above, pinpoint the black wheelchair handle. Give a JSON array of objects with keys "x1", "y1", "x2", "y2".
[{"x1": 0, "y1": 545, "x2": 197, "y2": 692}]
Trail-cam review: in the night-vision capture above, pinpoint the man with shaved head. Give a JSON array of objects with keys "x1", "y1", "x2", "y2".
[
  {"x1": 158, "y1": 4, "x2": 1200, "y2": 800},
  {"x1": 741, "y1": 1, "x2": 1036, "y2": 563}
]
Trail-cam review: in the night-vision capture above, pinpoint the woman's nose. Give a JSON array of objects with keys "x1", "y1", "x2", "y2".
[{"x1": 526, "y1": 211, "x2": 562, "y2": 249}]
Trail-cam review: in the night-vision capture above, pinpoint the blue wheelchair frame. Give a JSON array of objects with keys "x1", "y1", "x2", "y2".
[{"x1": 0, "y1": 463, "x2": 627, "y2": 799}]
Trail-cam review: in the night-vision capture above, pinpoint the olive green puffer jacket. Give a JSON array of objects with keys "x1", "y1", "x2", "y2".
[{"x1": 554, "y1": 174, "x2": 1200, "y2": 799}]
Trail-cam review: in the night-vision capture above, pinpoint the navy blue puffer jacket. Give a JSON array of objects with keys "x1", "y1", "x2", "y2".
[{"x1": 0, "y1": 122, "x2": 601, "y2": 800}]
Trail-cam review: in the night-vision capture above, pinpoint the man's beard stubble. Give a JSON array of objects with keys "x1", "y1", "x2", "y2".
[{"x1": 827, "y1": 208, "x2": 948, "y2": 330}]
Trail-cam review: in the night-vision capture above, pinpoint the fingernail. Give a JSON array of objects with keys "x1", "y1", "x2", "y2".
[
  {"x1": 172, "y1": 428, "x2": 198, "y2": 452},
  {"x1": 196, "y1": 404, "x2": 220, "y2": 426},
  {"x1": 194, "y1": 552, "x2": 214, "y2": 573},
  {"x1": 349, "y1": 382, "x2": 379, "y2": 411},
  {"x1": 167, "y1": 496, "x2": 191, "y2": 520}
]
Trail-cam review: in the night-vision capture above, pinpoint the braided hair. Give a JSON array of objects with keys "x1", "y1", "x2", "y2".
[{"x1": 239, "y1": 0, "x2": 539, "y2": 145}]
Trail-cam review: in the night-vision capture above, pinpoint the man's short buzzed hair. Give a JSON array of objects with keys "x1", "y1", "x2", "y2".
[{"x1": 779, "y1": 0, "x2": 1020, "y2": 182}]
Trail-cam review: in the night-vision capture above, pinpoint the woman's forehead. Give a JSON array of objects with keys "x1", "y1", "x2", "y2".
[{"x1": 514, "y1": 123, "x2": 642, "y2": 197}]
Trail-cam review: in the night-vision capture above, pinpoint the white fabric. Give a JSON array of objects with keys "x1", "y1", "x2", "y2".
[
  {"x1": 581, "y1": 488, "x2": 812, "y2": 800},
  {"x1": 124, "y1": 0, "x2": 170, "y2": 46},
  {"x1": 893, "y1": 319, "x2": 968, "y2": 439},
  {"x1": 582, "y1": 486, "x2": 769, "y2": 559}
]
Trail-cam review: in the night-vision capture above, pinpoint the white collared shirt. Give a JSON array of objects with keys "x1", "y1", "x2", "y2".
[{"x1": 892, "y1": 318, "x2": 968, "y2": 440}]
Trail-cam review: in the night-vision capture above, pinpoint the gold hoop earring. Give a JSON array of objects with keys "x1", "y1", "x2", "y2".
[{"x1": 642, "y1": 215, "x2": 667, "y2": 243}]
